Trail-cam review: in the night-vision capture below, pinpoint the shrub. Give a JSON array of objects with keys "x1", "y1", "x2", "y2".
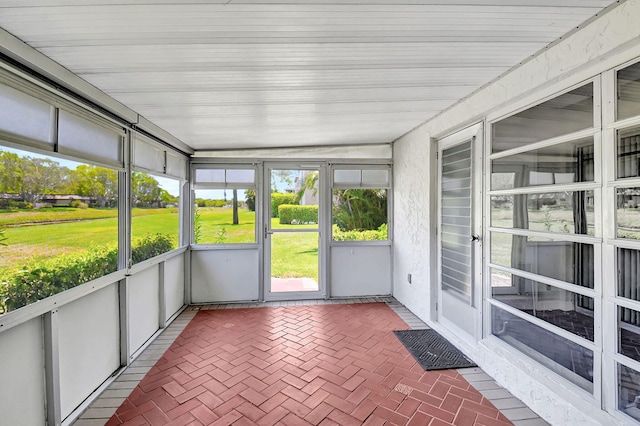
[
  {"x1": 245, "y1": 189, "x2": 256, "y2": 211},
  {"x1": 278, "y1": 204, "x2": 318, "y2": 224},
  {"x1": 332, "y1": 223, "x2": 388, "y2": 241},
  {"x1": 131, "y1": 233, "x2": 174, "y2": 264},
  {"x1": 0, "y1": 233, "x2": 174, "y2": 314},
  {"x1": 271, "y1": 193, "x2": 297, "y2": 217},
  {"x1": 70, "y1": 200, "x2": 89, "y2": 209}
]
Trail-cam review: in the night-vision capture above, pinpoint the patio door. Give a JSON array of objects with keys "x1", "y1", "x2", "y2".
[
  {"x1": 264, "y1": 165, "x2": 325, "y2": 300},
  {"x1": 437, "y1": 123, "x2": 483, "y2": 342}
]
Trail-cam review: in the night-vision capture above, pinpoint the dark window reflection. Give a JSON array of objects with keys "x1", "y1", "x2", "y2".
[
  {"x1": 492, "y1": 270, "x2": 594, "y2": 341},
  {"x1": 618, "y1": 248, "x2": 640, "y2": 301},
  {"x1": 618, "y1": 306, "x2": 640, "y2": 363},
  {"x1": 492, "y1": 84, "x2": 593, "y2": 153},
  {"x1": 617, "y1": 127, "x2": 640, "y2": 179},
  {"x1": 618, "y1": 364, "x2": 640, "y2": 421},
  {"x1": 490, "y1": 233, "x2": 594, "y2": 289},
  {"x1": 492, "y1": 138, "x2": 594, "y2": 189},
  {"x1": 618, "y1": 61, "x2": 640, "y2": 121},
  {"x1": 616, "y1": 187, "x2": 640, "y2": 240},
  {"x1": 492, "y1": 306, "x2": 593, "y2": 393},
  {"x1": 491, "y1": 191, "x2": 594, "y2": 235}
]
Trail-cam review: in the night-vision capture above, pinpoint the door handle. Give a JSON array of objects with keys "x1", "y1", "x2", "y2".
[
  {"x1": 470, "y1": 234, "x2": 480, "y2": 242},
  {"x1": 264, "y1": 227, "x2": 273, "y2": 239}
]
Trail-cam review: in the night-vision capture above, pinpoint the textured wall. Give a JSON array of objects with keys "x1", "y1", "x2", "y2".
[
  {"x1": 392, "y1": 1, "x2": 640, "y2": 425},
  {"x1": 392, "y1": 126, "x2": 433, "y2": 322}
]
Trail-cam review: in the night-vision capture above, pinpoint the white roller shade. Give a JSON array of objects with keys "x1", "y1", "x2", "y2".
[
  {"x1": 166, "y1": 151, "x2": 187, "y2": 180},
  {"x1": 58, "y1": 110, "x2": 123, "y2": 167},
  {"x1": 333, "y1": 168, "x2": 390, "y2": 188},
  {"x1": 0, "y1": 82, "x2": 53, "y2": 147},
  {"x1": 193, "y1": 167, "x2": 256, "y2": 189},
  {"x1": 133, "y1": 134, "x2": 165, "y2": 174},
  {"x1": 334, "y1": 170, "x2": 361, "y2": 185},
  {"x1": 133, "y1": 132, "x2": 187, "y2": 179}
]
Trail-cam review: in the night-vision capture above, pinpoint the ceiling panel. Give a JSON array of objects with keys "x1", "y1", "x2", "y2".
[{"x1": 0, "y1": 1, "x2": 616, "y2": 150}]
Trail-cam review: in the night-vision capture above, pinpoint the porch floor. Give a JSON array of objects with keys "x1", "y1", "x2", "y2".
[{"x1": 73, "y1": 298, "x2": 548, "y2": 426}]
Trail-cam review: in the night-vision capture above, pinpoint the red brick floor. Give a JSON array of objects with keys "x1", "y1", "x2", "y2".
[{"x1": 107, "y1": 303, "x2": 512, "y2": 425}]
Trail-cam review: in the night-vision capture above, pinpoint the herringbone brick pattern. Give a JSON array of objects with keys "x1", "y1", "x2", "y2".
[{"x1": 107, "y1": 303, "x2": 512, "y2": 425}]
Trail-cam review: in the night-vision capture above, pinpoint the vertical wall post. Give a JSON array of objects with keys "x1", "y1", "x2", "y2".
[
  {"x1": 118, "y1": 278, "x2": 130, "y2": 367},
  {"x1": 43, "y1": 310, "x2": 61, "y2": 426},
  {"x1": 158, "y1": 261, "x2": 166, "y2": 329}
]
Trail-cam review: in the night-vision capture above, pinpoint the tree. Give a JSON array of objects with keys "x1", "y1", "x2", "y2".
[
  {"x1": 245, "y1": 189, "x2": 255, "y2": 211},
  {"x1": 70, "y1": 165, "x2": 118, "y2": 207},
  {"x1": 19, "y1": 157, "x2": 70, "y2": 204},
  {"x1": 0, "y1": 150, "x2": 23, "y2": 194},
  {"x1": 232, "y1": 189, "x2": 239, "y2": 225},
  {"x1": 132, "y1": 172, "x2": 164, "y2": 207},
  {"x1": 295, "y1": 171, "x2": 318, "y2": 204},
  {"x1": 333, "y1": 189, "x2": 387, "y2": 232}
]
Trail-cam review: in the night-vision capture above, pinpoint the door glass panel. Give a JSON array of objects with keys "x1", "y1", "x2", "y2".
[
  {"x1": 441, "y1": 140, "x2": 472, "y2": 300},
  {"x1": 617, "y1": 126, "x2": 640, "y2": 179},
  {"x1": 268, "y1": 169, "x2": 320, "y2": 294},
  {"x1": 491, "y1": 137, "x2": 594, "y2": 189},
  {"x1": 616, "y1": 187, "x2": 640, "y2": 240},
  {"x1": 617, "y1": 248, "x2": 640, "y2": 301},
  {"x1": 618, "y1": 61, "x2": 640, "y2": 121},
  {"x1": 492, "y1": 305, "x2": 594, "y2": 393},
  {"x1": 492, "y1": 83, "x2": 593, "y2": 153},
  {"x1": 489, "y1": 232, "x2": 594, "y2": 288},
  {"x1": 490, "y1": 191, "x2": 595, "y2": 235},
  {"x1": 618, "y1": 306, "x2": 640, "y2": 362},
  {"x1": 491, "y1": 269, "x2": 594, "y2": 341},
  {"x1": 618, "y1": 364, "x2": 640, "y2": 421},
  {"x1": 270, "y1": 232, "x2": 319, "y2": 293}
]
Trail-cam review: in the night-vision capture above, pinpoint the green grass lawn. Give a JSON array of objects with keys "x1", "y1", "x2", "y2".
[
  {"x1": 270, "y1": 229, "x2": 318, "y2": 281},
  {"x1": 0, "y1": 208, "x2": 179, "y2": 269},
  {"x1": 0, "y1": 207, "x2": 319, "y2": 281}
]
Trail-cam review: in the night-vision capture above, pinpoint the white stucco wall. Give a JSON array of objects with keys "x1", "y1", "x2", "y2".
[{"x1": 392, "y1": 1, "x2": 640, "y2": 425}]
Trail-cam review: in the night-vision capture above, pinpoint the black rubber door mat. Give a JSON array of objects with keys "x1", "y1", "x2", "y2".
[{"x1": 394, "y1": 329, "x2": 477, "y2": 371}]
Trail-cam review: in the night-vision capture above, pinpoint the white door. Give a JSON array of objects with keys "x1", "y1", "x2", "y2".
[{"x1": 437, "y1": 123, "x2": 483, "y2": 342}]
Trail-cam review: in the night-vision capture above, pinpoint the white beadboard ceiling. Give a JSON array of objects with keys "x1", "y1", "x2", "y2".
[{"x1": 0, "y1": 1, "x2": 617, "y2": 151}]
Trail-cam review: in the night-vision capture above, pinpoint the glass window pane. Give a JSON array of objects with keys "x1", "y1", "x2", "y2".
[
  {"x1": 225, "y1": 169, "x2": 255, "y2": 184},
  {"x1": 131, "y1": 172, "x2": 179, "y2": 264},
  {"x1": 492, "y1": 83, "x2": 593, "y2": 153},
  {"x1": 334, "y1": 169, "x2": 361, "y2": 184},
  {"x1": 618, "y1": 61, "x2": 640, "y2": 121},
  {"x1": 490, "y1": 232, "x2": 594, "y2": 288},
  {"x1": 0, "y1": 146, "x2": 118, "y2": 314},
  {"x1": 618, "y1": 306, "x2": 640, "y2": 362},
  {"x1": 491, "y1": 269, "x2": 594, "y2": 341},
  {"x1": 617, "y1": 187, "x2": 640, "y2": 240},
  {"x1": 491, "y1": 138, "x2": 594, "y2": 189},
  {"x1": 618, "y1": 364, "x2": 640, "y2": 422},
  {"x1": 617, "y1": 126, "x2": 640, "y2": 179},
  {"x1": 332, "y1": 189, "x2": 387, "y2": 241},
  {"x1": 492, "y1": 305, "x2": 593, "y2": 393},
  {"x1": 362, "y1": 169, "x2": 389, "y2": 186},
  {"x1": 194, "y1": 189, "x2": 255, "y2": 244},
  {"x1": 195, "y1": 169, "x2": 225, "y2": 184},
  {"x1": 617, "y1": 248, "x2": 640, "y2": 302},
  {"x1": 490, "y1": 191, "x2": 594, "y2": 235}
]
